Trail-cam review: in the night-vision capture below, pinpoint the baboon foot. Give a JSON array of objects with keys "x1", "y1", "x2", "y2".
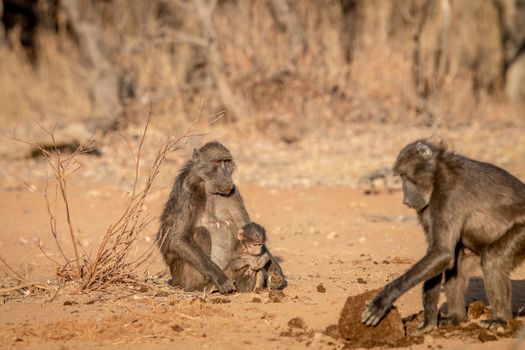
[{"x1": 411, "y1": 322, "x2": 437, "y2": 336}]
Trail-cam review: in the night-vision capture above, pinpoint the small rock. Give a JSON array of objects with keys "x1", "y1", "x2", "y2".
[
  {"x1": 269, "y1": 290, "x2": 285, "y2": 303},
  {"x1": 288, "y1": 317, "x2": 306, "y2": 329},
  {"x1": 323, "y1": 324, "x2": 340, "y2": 339},
  {"x1": 171, "y1": 325, "x2": 184, "y2": 332},
  {"x1": 209, "y1": 297, "x2": 230, "y2": 304},
  {"x1": 317, "y1": 283, "x2": 326, "y2": 293},
  {"x1": 478, "y1": 331, "x2": 498, "y2": 342},
  {"x1": 357, "y1": 277, "x2": 367, "y2": 284}
]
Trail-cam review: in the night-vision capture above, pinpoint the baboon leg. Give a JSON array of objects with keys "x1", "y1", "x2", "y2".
[
  {"x1": 413, "y1": 273, "x2": 442, "y2": 335},
  {"x1": 235, "y1": 271, "x2": 257, "y2": 292},
  {"x1": 254, "y1": 269, "x2": 267, "y2": 289},
  {"x1": 443, "y1": 249, "x2": 479, "y2": 325},
  {"x1": 171, "y1": 227, "x2": 212, "y2": 291},
  {"x1": 480, "y1": 224, "x2": 525, "y2": 326}
]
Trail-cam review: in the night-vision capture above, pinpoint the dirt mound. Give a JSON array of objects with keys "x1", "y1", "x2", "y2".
[{"x1": 338, "y1": 289, "x2": 405, "y2": 348}]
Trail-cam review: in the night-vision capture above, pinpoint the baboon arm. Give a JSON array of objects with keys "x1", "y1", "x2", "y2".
[
  {"x1": 362, "y1": 249, "x2": 453, "y2": 327},
  {"x1": 227, "y1": 258, "x2": 250, "y2": 272},
  {"x1": 250, "y1": 254, "x2": 270, "y2": 270},
  {"x1": 386, "y1": 249, "x2": 453, "y2": 300},
  {"x1": 392, "y1": 204, "x2": 461, "y2": 294},
  {"x1": 170, "y1": 235, "x2": 225, "y2": 280},
  {"x1": 362, "y1": 209, "x2": 460, "y2": 326}
]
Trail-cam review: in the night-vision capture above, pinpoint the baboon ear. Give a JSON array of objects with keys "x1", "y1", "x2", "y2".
[
  {"x1": 192, "y1": 149, "x2": 199, "y2": 162},
  {"x1": 237, "y1": 229, "x2": 244, "y2": 241},
  {"x1": 416, "y1": 142, "x2": 433, "y2": 161}
]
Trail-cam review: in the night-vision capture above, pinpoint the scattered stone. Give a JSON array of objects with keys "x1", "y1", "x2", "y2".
[
  {"x1": 288, "y1": 317, "x2": 306, "y2": 329},
  {"x1": 324, "y1": 324, "x2": 340, "y2": 339},
  {"x1": 279, "y1": 329, "x2": 294, "y2": 337},
  {"x1": 63, "y1": 300, "x2": 77, "y2": 306},
  {"x1": 390, "y1": 257, "x2": 414, "y2": 264},
  {"x1": 251, "y1": 297, "x2": 261, "y2": 303},
  {"x1": 316, "y1": 283, "x2": 326, "y2": 293},
  {"x1": 338, "y1": 289, "x2": 405, "y2": 348},
  {"x1": 269, "y1": 290, "x2": 285, "y2": 303},
  {"x1": 478, "y1": 331, "x2": 498, "y2": 342},
  {"x1": 357, "y1": 278, "x2": 367, "y2": 284},
  {"x1": 171, "y1": 325, "x2": 184, "y2": 332},
  {"x1": 209, "y1": 297, "x2": 230, "y2": 304}
]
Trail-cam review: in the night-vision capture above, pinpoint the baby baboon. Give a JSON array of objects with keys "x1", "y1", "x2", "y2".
[
  {"x1": 224, "y1": 222, "x2": 270, "y2": 292},
  {"x1": 157, "y1": 141, "x2": 285, "y2": 293},
  {"x1": 362, "y1": 140, "x2": 525, "y2": 333}
]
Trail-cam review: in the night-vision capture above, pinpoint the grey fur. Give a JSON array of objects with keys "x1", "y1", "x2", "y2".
[
  {"x1": 362, "y1": 139, "x2": 525, "y2": 331},
  {"x1": 224, "y1": 222, "x2": 270, "y2": 292},
  {"x1": 157, "y1": 141, "x2": 285, "y2": 293}
]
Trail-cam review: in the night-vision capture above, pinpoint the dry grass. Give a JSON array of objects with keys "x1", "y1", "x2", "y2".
[
  {"x1": 1, "y1": 0, "x2": 522, "y2": 140},
  {"x1": 0, "y1": 102, "x2": 206, "y2": 293}
]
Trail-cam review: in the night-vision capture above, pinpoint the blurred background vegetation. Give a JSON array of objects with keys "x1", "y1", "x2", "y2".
[
  {"x1": 1, "y1": 0, "x2": 525, "y2": 188},
  {"x1": 1, "y1": 0, "x2": 523, "y2": 133}
]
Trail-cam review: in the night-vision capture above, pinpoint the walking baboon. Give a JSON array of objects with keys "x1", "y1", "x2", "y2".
[
  {"x1": 224, "y1": 222, "x2": 270, "y2": 292},
  {"x1": 362, "y1": 140, "x2": 525, "y2": 333},
  {"x1": 157, "y1": 141, "x2": 285, "y2": 293}
]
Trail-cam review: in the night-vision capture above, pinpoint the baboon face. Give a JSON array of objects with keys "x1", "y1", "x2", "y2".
[
  {"x1": 394, "y1": 141, "x2": 437, "y2": 211},
  {"x1": 243, "y1": 239, "x2": 264, "y2": 256},
  {"x1": 238, "y1": 227, "x2": 266, "y2": 256},
  {"x1": 193, "y1": 142, "x2": 235, "y2": 195}
]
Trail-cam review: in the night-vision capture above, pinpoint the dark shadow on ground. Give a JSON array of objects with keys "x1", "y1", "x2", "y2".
[{"x1": 442, "y1": 277, "x2": 525, "y2": 316}]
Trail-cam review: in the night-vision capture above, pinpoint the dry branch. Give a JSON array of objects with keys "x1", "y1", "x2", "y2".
[{"x1": 7, "y1": 102, "x2": 204, "y2": 293}]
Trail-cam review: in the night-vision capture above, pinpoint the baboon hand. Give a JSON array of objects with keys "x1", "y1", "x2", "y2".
[
  {"x1": 361, "y1": 292, "x2": 392, "y2": 326},
  {"x1": 213, "y1": 274, "x2": 236, "y2": 294}
]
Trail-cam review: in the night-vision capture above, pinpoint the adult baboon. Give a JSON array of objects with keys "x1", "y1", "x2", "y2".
[
  {"x1": 157, "y1": 141, "x2": 285, "y2": 293},
  {"x1": 362, "y1": 140, "x2": 525, "y2": 333}
]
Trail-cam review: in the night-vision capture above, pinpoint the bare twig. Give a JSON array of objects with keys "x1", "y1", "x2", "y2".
[
  {"x1": 0, "y1": 282, "x2": 50, "y2": 295},
  {"x1": 7, "y1": 101, "x2": 204, "y2": 293}
]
